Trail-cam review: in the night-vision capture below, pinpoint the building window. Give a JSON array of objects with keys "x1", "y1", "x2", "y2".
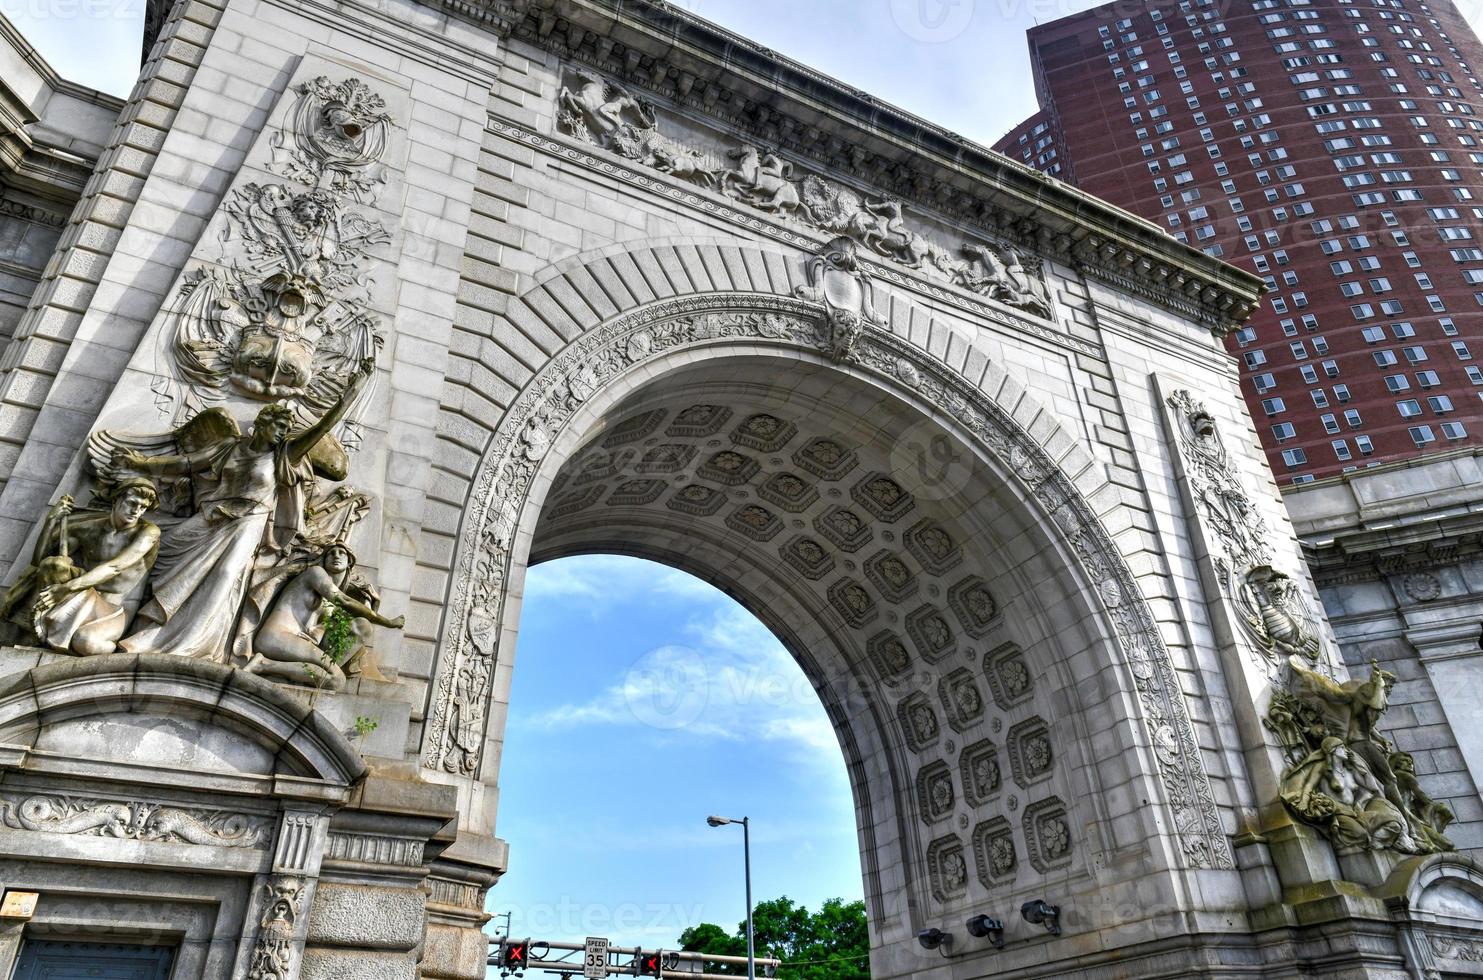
[
  {"x1": 1273, "y1": 421, "x2": 1297, "y2": 441},
  {"x1": 1280, "y1": 447, "x2": 1308, "y2": 467},
  {"x1": 1442, "y1": 420, "x2": 1468, "y2": 439},
  {"x1": 1408, "y1": 424, "x2": 1437, "y2": 446}
]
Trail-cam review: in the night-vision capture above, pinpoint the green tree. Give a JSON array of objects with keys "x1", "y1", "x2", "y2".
[{"x1": 678, "y1": 896, "x2": 868, "y2": 980}]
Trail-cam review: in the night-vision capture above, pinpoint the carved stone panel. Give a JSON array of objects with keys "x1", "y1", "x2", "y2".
[
  {"x1": 959, "y1": 739, "x2": 1002, "y2": 806},
  {"x1": 904, "y1": 519, "x2": 961, "y2": 575},
  {"x1": 864, "y1": 549, "x2": 918, "y2": 603},
  {"x1": 851, "y1": 473, "x2": 915, "y2": 523},
  {"x1": 731, "y1": 413, "x2": 797, "y2": 453},
  {"x1": 666, "y1": 404, "x2": 732, "y2": 438},
  {"x1": 1022, "y1": 796, "x2": 1074, "y2": 873},
  {"x1": 547, "y1": 485, "x2": 605, "y2": 520},
  {"x1": 757, "y1": 472, "x2": 819, "y2": 513},
  {"x1": 573, "y1": 448, "x2": 635, "y2": 484},
  {"x1": 607, "y1": 479, "x2": 667, "y2": 507},
  {"x1": 793, "y1": 437, "x2": 859, "y2": 481},
  {"x1": 814, "y1": 506, "x2": 874, "y2": 553},
  {"x1": 725, "y1": 504, "x2": 784, "y2": 542},
  {"x1": 636, "y1": 443, "x2": 698, "y2": 473},
  {"x1": 905, "y1": 604, "x2": 956, "y2": 663},
  {"x1": 984, "y1": 643, "x2": 1034, "y2": 710},
  {"x1": 1007, "y1": 718, "x2": 1055, "y2": 788},
  {"x1": 971, "y1": 816, "x2": 1018, "y2": 886},
  {"x1": 947, "y1": 575, "x2": 998, "y2": 638},
  {"x1": 697, "y1": 450, "x2": 760, "y2": 486},
  {"x1": 916, "y1": 761, "x2": 956, "y2": 825},
  {"x1": 927, "y1": 834, "x2": 970, "y2": 902},
  {"x1": 666, "y1": 483, "x2": 727, "y2": 516},
  {"x1": 938, "y1": 668, "x2": 986, "y2": 732},
  {"x1": 867, "y1": 630, "x2": 913, "y2": 682},
  {"x1": 827, "y1": 577, "x2": 877, "y2": 628},
  {"x1": 602, "y1": 408, "x2": 667, "y2": 447},
  {"x1": 898, "y1": 693, "x2": 941, "y2": 752},
  {"x1": 553, "y1": 66, "x2": 1056, "y2": 319},
  {"x1": 780, "y1": 535, "x2": 835, "y2": 580}
]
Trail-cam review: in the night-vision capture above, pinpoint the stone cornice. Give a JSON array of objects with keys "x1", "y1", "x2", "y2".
[
  {"x1": 0, "y1": 13, "x2": 120, "y2": 204},
  {"x1": 461, "y1": 0, "x2": 1264, "y2": 333},
  {"x1": 1290, "y1": 448, "x2": 1483, "y2": 583}
]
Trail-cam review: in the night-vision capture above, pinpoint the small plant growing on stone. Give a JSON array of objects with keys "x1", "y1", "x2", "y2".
[
  {"x1": 319, "y1": 600, "x2": 356, "y2": 664},
  {"x1": 353, "y1": 716, "x2": 379, "y2": 740}
]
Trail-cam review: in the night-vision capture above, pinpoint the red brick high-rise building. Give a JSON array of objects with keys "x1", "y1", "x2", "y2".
[{"x1": 997, "y1": 0, "x2": 1483, "y2": 482}]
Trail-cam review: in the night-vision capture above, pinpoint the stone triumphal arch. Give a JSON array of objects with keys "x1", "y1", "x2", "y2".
[{"x1": 0, "y1": 0, "x2": 1480, "y2": 977}]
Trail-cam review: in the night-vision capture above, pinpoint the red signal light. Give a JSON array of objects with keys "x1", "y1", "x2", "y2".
[{"x1": 502, "y1": 939, "x2": 530, "y2": 970}]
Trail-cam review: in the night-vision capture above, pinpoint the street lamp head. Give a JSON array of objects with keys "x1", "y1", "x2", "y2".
[{"x1": 706, "y1": 815, "x2": 731, "y2": 827}]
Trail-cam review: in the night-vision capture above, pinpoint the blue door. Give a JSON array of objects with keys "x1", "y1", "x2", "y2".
[{"x1": 12, "y1": 940, "x2": 174, "y2": 979}]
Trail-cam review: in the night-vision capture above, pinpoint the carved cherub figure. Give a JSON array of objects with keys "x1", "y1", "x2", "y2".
[
  {"x1": 0, "y1": 478, "x2": 160, "y2": 655},
  {"x1": 245, "y1": 543, "x2": 403, "y2": 691}
]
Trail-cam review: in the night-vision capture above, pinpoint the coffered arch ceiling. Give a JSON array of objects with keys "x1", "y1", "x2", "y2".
[{"x1": 519, "y1": 356, "x2": 1166, "y2": 935}]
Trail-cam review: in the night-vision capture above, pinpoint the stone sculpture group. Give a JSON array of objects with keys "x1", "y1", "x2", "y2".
[
  {"x1": 1167, "y1": 390, "x2": 1451, "y2": 856},
  {"x1": 556, "y1": 70, "x2": 1053, "y2": 317},
  {"x1": 0, "y1": 75, "x2": 405, "y2": 689}
]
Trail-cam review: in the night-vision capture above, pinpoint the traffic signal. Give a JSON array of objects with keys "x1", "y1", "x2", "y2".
[
  {"x1": 500, "y1": 938, "x2": 530, "y2": 973},
  {"x1": 635, "y1": 949, "x2": 662, "y2": 977}
]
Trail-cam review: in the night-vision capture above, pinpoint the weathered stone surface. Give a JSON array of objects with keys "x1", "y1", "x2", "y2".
[
  {"x1": 305, "y1": 884, "x2": 425, "y2": 950},
  {"x1": 0, "y1": 0, "x2": 1476, "y2": 977}
]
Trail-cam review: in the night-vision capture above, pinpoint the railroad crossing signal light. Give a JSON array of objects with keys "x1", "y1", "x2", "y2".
[
  {"x1": 501, "y1": 938, "x2": 530, "y2": 973},
  {"x1": 635, "y1": 949, "x2": 662, "y2": 977}
]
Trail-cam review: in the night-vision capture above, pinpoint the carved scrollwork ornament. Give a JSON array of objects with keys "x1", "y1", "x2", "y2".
[
  {"x1": 0, "y1": 794, "x2": 272, "y2": 847},
  {"x1": 427, "y1": 293, "x2": 1230, "y2": 870},
  {"x1": 794, "y1": 237, "x2": 886, "y2": 361}
]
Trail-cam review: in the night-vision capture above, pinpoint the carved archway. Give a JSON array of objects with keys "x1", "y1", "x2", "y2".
[{"x1": 424, "y1": 287, "x2": 1231, "y2": 914}]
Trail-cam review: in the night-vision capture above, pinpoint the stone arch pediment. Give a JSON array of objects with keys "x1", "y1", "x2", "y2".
[
  {"x1": 0, "y1": 655, "x2": 366, "y2": 787},
  {"x1": 425, "y1": 240, "x2": 1233, "y2": 873}
]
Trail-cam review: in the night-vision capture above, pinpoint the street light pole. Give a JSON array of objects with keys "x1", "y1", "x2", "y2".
[
  {"x1": 741, "y1": 817, "x2": 754, "y2": 980},
  {"x1": 706, "y1": 815, "x2": 756, "y2": 980}
]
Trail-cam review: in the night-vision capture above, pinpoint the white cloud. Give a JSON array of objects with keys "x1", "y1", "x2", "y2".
[
  {"x1": 524, "y1": 554, "x2": 722, "y2": 605},
  {"x1": 518, "y1": 563, "x2": 842, "y2": 767}
]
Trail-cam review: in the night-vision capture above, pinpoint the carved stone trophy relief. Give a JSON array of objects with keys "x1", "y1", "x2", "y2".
[
  {"x1": 1165, "y1": 388, "x2": 1324, "y2": 675},
  {"x1": 1, "y1": 71, "x2": 406, "y2": 690},
  {"x1": 153, "y1": 76, "x2": 394, "y2": 447},
  {"x1": 554, "y1": 68, "x2": 1054, "y2": 319}
]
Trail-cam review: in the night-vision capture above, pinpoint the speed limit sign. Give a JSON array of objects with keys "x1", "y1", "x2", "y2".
[{"x1": 584, "y1": 937, "x2": 609, "y2": 979}]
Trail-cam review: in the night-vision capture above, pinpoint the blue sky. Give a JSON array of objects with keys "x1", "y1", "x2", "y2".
[
  {"x1": 494, "y1": 555, "x2": 862, "y2": 950},
  {"x1": 6, "y1": 0, "x2": 1097, "y2": 143},
  {"x1": 20, "y1": 0, "x2": 1483, "y2": 142}
]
